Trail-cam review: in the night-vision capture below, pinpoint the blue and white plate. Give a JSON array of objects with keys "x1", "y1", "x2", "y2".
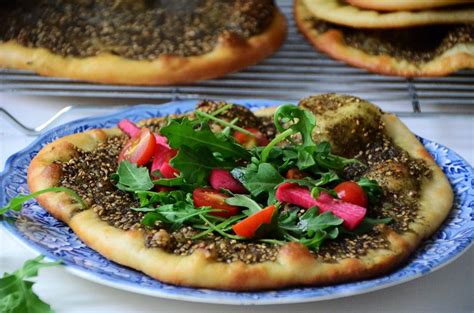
[{"x1": 1, "y1": 100, "x2": 473, "y2": 305}]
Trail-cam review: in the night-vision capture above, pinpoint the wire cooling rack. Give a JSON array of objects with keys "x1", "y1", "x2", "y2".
[{"x1": 0, "y1": 0, "x2": 473, "y2": 135}]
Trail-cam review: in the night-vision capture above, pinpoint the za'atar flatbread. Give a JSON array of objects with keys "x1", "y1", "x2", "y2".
[
  {"x1": 26, "y1": 94, "x2": 453, "y2": 290},
  {"x1": 302, "y1": 0, "x2": 474, "y2": 28},
  {"x1": 346, "y1": 0, "x2": 472, "y2": 12},
  {"x1": 295, "y1": 0, "x2": 474, "y2": 77},
  {"x1": 0, "y1": 0, "x2": 286, "y2": 85}
]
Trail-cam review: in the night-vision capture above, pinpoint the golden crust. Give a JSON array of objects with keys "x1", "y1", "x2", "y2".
[
  {"x1": 27, "y1": 128, "x2": 122, "y2": 222},
  {"x1": 0, "y1": 9, "x2": 286, "y2": 85},
  {"x1": 295, "y1": 0, "x2": 474, "y2": 77},
  {"x1": 302, "y1": 0, "x2": 474, "y2": 28},
  {"x1": 27, "y1": 96, "x2": 453, "y2": 290},
  {"x1": 346, "y1": 0, "x2": 472, "y2": 12}
]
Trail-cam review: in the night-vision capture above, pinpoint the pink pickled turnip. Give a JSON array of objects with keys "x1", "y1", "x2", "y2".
[
  {"x1": 155, "y1": 134, "x2": 170, "y2": 148},
  {"x1": 276, "y1": 183, "x2": 366, "y2": 230},
  {"x1": 312, "y1": 192, "x2": 366, "y2": 230},
  {"x1": 209, "y1": 169, "x2": 247, "y2": 194},
  {"x1": 151, "y1": 147, "x2": 178, "y2": 179},
  {"x1": 276, "y1": 182, "x2": 318, "y2": 209},
  {"x1": 118, "y1": 119, "x2": 140, "y2": 138}
]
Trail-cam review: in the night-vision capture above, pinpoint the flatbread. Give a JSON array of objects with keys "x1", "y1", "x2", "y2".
[
  {"x1": 27, "y1": 95, "x2": 453, "y2": 290},
  {"x1": 347, "y1": 0, "x2": 472, "y2": 12},
  {"x1": 295, "y1": 0, "x2": 474, "y2": 77},
  {"x1": 302, "y1": 0, "x2": 474, "y2": 28},
  {"x1": 0, "y1": 1, "x2": 286, "y2": 85}
]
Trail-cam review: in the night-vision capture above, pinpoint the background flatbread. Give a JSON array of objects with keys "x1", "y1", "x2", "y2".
[
  {"x1": 295, "y1": 0, "x2": 474, "y2": 77},
  {"x1": 347, "y1": 0, "x2": 472, "y2": 12},
  {"x1": 302, "y1": 0, "x2": 474, "y2": 28},
  {"x1": 0, "y1": 1, "x2": 286, "y2": 85}
]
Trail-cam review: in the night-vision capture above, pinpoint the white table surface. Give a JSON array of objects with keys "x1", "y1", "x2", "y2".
[{"x1": 1, "y1": 94, "x2": 473, "y2": 313}]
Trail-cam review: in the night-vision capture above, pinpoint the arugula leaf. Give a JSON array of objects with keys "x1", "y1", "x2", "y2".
[
  {"x1": 197, "y1": 215, "x2": 244, "y2": 240},
  {"x1": 160, "y1": 118, "x2": 250, "y2": 159},
  {"x1": 298, "y1": 209, "x2": 344, "y2": 234},
  {"x1": 284, "y1": 171, "x2": 340, "y2": 189},
  {"x1": 234, "y1": 163, "x2": 284, "y2": 203},
  {"x1": 1, "y1": 187, "x2": 85, "y2": 215},
  {"x1": 194, "y1": 110, "x2": 255, "y2": 137},
  {"x1": 312, "y1": 142, "x2": 359, "y2": 171},
  {"x1": 357, "y1": 177, "x2": 383, "y2": 204},
  {"x1": 153, "y1": 177, "x2": 186, "y2": 187},
  {"x1": 170, "y1": 146, "x2": 234, "y2": 186},
  {"x1": 297, "y1": 209, "x2": 344, "y2": 249},
  {"x1": 273, "y1": 104, "x2": 316, "y2": 146},
  {"x1": 277, "y1": 207, "x2": 344, "y2": 250},
  {"x1": 296, "y1": 147, "x2": 316, "y2": 169},
  {"x1": 135, "y1": 190, "x2": 187, "y2": 207},
  {"x1": 192, "y1": 214, "x2": 245, "y2": 240},
  {"x1": 112, "y1": 161, "x2": 154, "y2": 192},
  {"x1": 133, "y1": 191, "x2": 230, "y2": 231},
  {"x1": 136, "y1": 201, "x2": 215, "y2": 231},
  {"x1": 0, "y1": 256, "x2": 60, "y2": 313},
  {"x1": 225, "y1": 194, "x2": 262, "y2": 216}
]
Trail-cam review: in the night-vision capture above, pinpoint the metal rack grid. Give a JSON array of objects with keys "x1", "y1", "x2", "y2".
[{"x1": 1, "y1": 0, "x2": 473, "y2": 135}]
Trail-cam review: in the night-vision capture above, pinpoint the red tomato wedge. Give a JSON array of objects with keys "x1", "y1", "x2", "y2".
[
  {"x1": 334, "y1": 181, "x2": 368, "y2": 208},
  {"x1": 233, "y1": 128, "x2": 269, "y2": 148},
  {"x1": 192, "y1": 188, "x2": 240, "y2": 218},
  {"x1": 118, "y1": 128, "x2": 156, "y2": 166},
  {"x1": 232, "y1": 205, "x2": 276, "y2": 238},
  {"x1": 160, "y1": 156, "x2": 180, "y2": 178}
]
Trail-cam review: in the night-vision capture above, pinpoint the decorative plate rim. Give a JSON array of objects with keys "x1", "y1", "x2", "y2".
[{"x1": 1, "y1": 100, "x2": 473, "y2": 305}]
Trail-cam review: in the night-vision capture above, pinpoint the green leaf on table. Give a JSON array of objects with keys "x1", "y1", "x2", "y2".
[{"x1": 0, "y1": 256, "x2": 60, "y2": 313}]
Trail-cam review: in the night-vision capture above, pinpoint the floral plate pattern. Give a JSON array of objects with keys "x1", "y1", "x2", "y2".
[{"x1": 1, "y1": 100, "x2": 473, "y2": 305}]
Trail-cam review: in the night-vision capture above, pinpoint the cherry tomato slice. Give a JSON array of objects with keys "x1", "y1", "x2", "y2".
[
  {"x1": 118, "y1": 128, "x2": 156, "y2": 166},
  {"x1": 192, "y1": 188, "x2": 240, "y2": 218},
  {"x1": 334, "y1": 181, "x2": 368, "y2": 208},
  {"x1": 233, "y1": 128, "x2": 269, "y2": 148},
  {"x1": 232, "y1": 205, "x2": 275, "y2": 238}
]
